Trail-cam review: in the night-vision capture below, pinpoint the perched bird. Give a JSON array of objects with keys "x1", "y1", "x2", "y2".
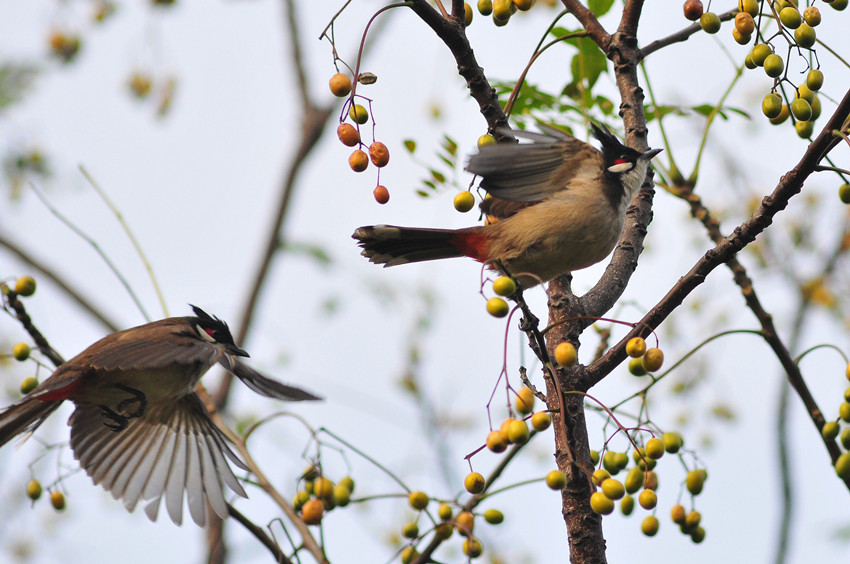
[
  {"x1": 0, "y1": 305, "x2": 320, "y2": 526},
  {"x1": 353, "y1": 123, "x2": 661, "y2": 286}
]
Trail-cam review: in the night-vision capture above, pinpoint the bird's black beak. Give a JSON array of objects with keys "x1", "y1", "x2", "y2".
[
  {"x1": 642, "y1": 148, "x2": 663, "y2": 160},
  {"x1": 226, "y1": 344, "x2": 250, "y2": 358}
]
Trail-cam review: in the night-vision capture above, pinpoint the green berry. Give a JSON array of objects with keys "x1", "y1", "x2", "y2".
[
  {"x1": 20, "y1": 376, "x2": 38, "y2": 394},
  {"x1": 686, "y1": 469, "x2": 707, "y2": 495},
  {"x1": 477, "y1": 0, "x2": 493, "y2": 16},
  {"x1": 839, "y1": 402, "x2": 850, "y2": 423},
  {"x1": 699, "y1": 12, "x2": 721, "y2": 34},
  {"x1": 795, "y1": 24, "x2": 816, "y2": 48},
  {"x1": 402, "y1": 521, "x2": 419, "y2": 539},
  {"x1": 795, "y1": 120, "x2": 814, "y2": 139},
  {"x1": 839, "y1": 184, "x2": 850, "y2": 205},
  {"x1": 348, "y1": 104, "x2": 368, "y2": 124},
  {"x1": 764, "y1": 54, "x2": 784, "y2": 78},
  {"x1": 463, "y1": 538, "x2": 483, "y2": 558},
  {"x1": 628, "y1": 357, "x2": 648, "y2": 376},
  {"x1": 822, "y1": 421, "x2": 840, "y2": 441},
  {"x1": 483, "y1": 508, "x2": 504, "y2": 524},
  {"x1": 837, "y1": 452, "x2": 850, "y2": 480},
  {"x1": 807, "y1": 69, "x2": 824, "y2": 91},
  {"x1": 751, "y1": 44, "x2": 772, "y2": 67},
  {"x1": 841, "y1": 428, "x2": 850, "y2": 450},
  {"x1": 790, "y1": 98, "x2": 812, "y2": 122},
  {"x1": 624, "y1": 467, "x2": 645, "y2": 494},
  {"x1": 779, "y1": 7, "x2": 802, "y2": 29},
  {"x1": 662, "y1": 431, "x2": 684, "y2": 453},
  {"x1": 438, "y1": 503, "x2": 453, "y2": 520}
]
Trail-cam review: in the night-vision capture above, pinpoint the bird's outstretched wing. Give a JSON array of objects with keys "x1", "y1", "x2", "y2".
[{"x1": 226, "y1": 360, "x2": 322, "y2": 402}]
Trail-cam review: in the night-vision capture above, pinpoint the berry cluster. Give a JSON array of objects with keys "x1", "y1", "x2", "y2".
[
  {"x1": 587, "y1": 433, "x2": 708, "y2": 543},
  {"x1": 24, "y1": 479, "x2": 66, "y2": 512},
  {"x1": 822, "y1": 364, "x2": 850, "y2": 480},
  {"x1": 292, "y1": 467, "x2": 355, "y2": 526},
  {"x1": 685, "y1": 0, "x2": 843, "y2": 139},
  {"x1": 625, "y1": 336, "x2": 665, "y2": 376},
  {"x1": 330, "y1": 72, "x2": 392, "y2": 204}
]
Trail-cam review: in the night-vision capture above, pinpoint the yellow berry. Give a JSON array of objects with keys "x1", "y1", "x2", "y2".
[
  {"x1": 464, "y1": 472, "x2": 486, "y2": 494},
  {"x1": 400, "y1": 547, "x2": 418, "y2": 564},
  {"x1": 339, "y1": 476, "x2": 355, "y2": 493},
  {"x1": 554, "y1": 342, "x2": 577, "y2": 366},
  {"x1": 26, "y1": 480, "x2": 42, "y2": 500},
  {"x1": 779, "y1": 6, "x2": 802, "y2": 29},
  {"x1": 14, "y1": 276, "x2": 36, "y2": 297},
  {"x1": 464, "y1": 2, "x2": 473, "y2": 25},
  {"x1": 628, "y1": 357, "x2": 648, "y2": 376},
  {"x1": 493, "y1": 275, "x2": 517, "y2": 297},
  {"x1": 486, "y1": 429, "x2": 508, "y2": 452},
  {"x1": 13, "y1": 343, "x2": 31, "y2": 362},
  {"x1": 626, "y1": 337, "x2": 647, "y2": 358},
  {"x1": 463, "y1": 538, "x2": 483, "y2": 558},
  {"x1": 401, "y1": 521, "x2": 419, "y2": 539},
  {"x1": 839, "y1": 402, "x2": 850, "y2": 423},
  {"x1": 590, "y1": 449, "x2": 600, "y2": 465},
  {"x1": 515, "y1": 386, "x2": 534, "y2": 414},
  {"x1": 531, "y1": 411, "x2": 551, "y2": 431},
  {"x1": 589, "y1": 491, "x2": 615, "y2": 515},
  {"x1": 738, "y1": 0, "x2": 758, "y2": 16},
  {"x1": 513, "y1": 0, "x2": 534, "y2": 10},
  {"x1": 641, "y1": 348, "x2": 664, "y2": 372},
  {"x1": 292, "y1": 490, "x2": 310, "y2": 510},
  {"x1": 408, "y1": 490, "x2": 429, "y2": 510},
  {"x1": 637, "y1": 489, "x2": 657, "y2": 510},
  {"x1": 764, "y1": 54, "x2": 784, "y2": 78},
  {"x1": 486, "y1": 297, "x2": 509, "y2": 318},
  {"x1": 477, "y1": 0, "x2": 493, "y2": 16},
  {"x1": 332, "y1": 484, "x2": 351, "y2": 507},
  {"x1": 591, "y1": 468, "x2": 610, "y2": 486},
  {"x1": 662, "y1": 431, "x2": 684, "y2": 453},
  {"x1": 20, "y1": 376, "x2": 38, "y2": 395},
  {"x1": 600, "y1": 478, "x2": 625, "y2": 500},
  {"x1": 453, "y1": 191, "x2": 475, "y2": 212},
  {"x1": 477, "y1": 133, "x2": 496, "y2": 147},
  {"x1": 837, "y1": 452, "x2": 850, "y2": 480},
  {"x1": 314, "y1": 477, "x2": 334, "y2": 499},
  {"x1": 506, "y1": 419, "x2": 529, "y2": 444},
  {"x1": 641, "y1": 515, "x2": 660, "y2": 536},
  {"x1": 620, "y1": 494, "x2": 635, "y2": 515},
  {"x1": 807, "y1": 69, "x2": 824, "y2": 91},
  {"x1": 328, "y1": 73, "x2": 352, "y2": 97},
  {"x1": 762, "y1": 93, "x2": 783, "y2": 119},
  {"x1": 624, "y1": 467, "x2": 645, "y2": 494},
  {"x1": 50, "y1": 491, "x2": 66, "y2": 511},
  {"x1": 643, "y1": 470, "x2": 659, "y2": 491},
  {"x1": 686, "y1": 469, "x2": 707, "y2": 495},
  {"x1": 671, "y1": 503, "x2": 686, "y2": 524},
  {"x1": 546, "y1": 470, "x2": 567, "y2": 490},
  {"x1": 645, "y1": 437, "x2": 665, "y2": 460},
  {"x1": 685, "y1": 510, "x2": 702, "y2": 529},
  {"x1": 483, "y1": 508, "x2": 504, "y2": 524}
]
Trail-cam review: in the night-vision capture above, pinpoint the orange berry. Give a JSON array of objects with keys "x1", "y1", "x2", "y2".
[
  {"x1": 337, "y1": 123, "x2": 360, "y2": 147},
  {"x1": 348, "y1": 150, "x2": 369, "y2": 172},
  {"x1": 373, "y1": 185, "x2": 390, "y2": 204},
  {"x1": 328, "y1": 73, "x2": 352, "y2": 97},
  {"x1": 368, "y1": 142, "x2": 390, "y2": 167}
]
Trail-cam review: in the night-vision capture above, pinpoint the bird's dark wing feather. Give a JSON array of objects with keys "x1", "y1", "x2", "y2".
[
  {"x1": 465, "y1": 128, "x2": 600, "y2": 203},
  {"x1": 74, "y1": 318, "x2": 218, "y2": 371},
  {"x1": 226, "y1": 361, "x2": 322, "y2": 401}
]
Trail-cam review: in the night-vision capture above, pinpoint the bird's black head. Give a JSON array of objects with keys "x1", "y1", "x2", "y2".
[
  {"x1": 189, "y1": 305, "x2": 249, "y2": 357},
  {"x1": 590, "y1": 123, "x2": 661, "y2": 175}
]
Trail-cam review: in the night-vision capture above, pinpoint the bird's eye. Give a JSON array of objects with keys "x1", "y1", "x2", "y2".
[{"x1": 197, "y1": 324, "x2": 217, "y2": 343}]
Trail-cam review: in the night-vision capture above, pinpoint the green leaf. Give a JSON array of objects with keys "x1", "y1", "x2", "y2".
[
  {"x1": 588, "y1": 0, "x2": 615, "y2": 16},
  {"x1": 403, "y1": 139, "x2": 417, "y2": 153},
  {"x1": 430, "y1": 169, "x2": 447, "y2": 184}
]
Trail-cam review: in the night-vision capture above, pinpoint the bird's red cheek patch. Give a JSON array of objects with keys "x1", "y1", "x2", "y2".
[
  {"x1": 450, "y1": 232, "x2": 490, "y2": 262},
  {"x1": 34, "y1": 379, "x2": 84, "y2": 402}
]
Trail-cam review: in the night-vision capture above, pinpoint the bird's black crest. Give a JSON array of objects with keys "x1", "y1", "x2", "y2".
[
  {"x1": 189, "y1": 305, "x2": 237, "y2": 345},
  {"x1": 590, "y1": 123, "x2": 642, "y2": 167}
]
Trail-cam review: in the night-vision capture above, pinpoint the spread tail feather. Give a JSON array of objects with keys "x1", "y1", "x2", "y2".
[
  {"x1": 0, "y1": 398, "x2": 62, "y2": 448},
  {"x1": 353, "y1": 225, "x2": 475, "y2": 266}
]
